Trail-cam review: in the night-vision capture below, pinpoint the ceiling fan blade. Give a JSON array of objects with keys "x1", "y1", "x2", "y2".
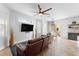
[
  {"x1": 38, "y1": 4, "x2": 42, "y2": 12},
  {"x1": 42, "y1": 8, "x2": 52, "y2": 13}
]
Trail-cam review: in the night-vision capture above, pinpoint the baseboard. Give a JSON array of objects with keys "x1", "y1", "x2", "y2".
[{"x1": 0, "y1": 46, "x2": 5, "y2": 51}]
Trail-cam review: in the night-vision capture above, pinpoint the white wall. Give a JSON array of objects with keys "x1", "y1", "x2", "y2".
[
  {"x1": 0, "y1": 4, "x2": 48, "y2": 50},
  {"x1": 55, "y1": 16, "x2": 79, "y2": 39},
  {"x1": 0, "y1": 4, "x2": 10, "y2": 50},
  {"x1": 9, "y1": 10, "x2": 36, "y2": 44},
  {"x1": 9, "y1": 10, "x2": 49, "y2": 44}
]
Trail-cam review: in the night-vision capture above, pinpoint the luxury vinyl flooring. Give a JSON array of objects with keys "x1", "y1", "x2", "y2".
[
  {"x1": 0, "y1": 47, "x2": 12, "y2": 56},
  {"x1": 39, "y1": 36, "x2": 78, "y2": 56},
  {"x1": 0, "y1": 36, "x2": 79, "y2": 56}
]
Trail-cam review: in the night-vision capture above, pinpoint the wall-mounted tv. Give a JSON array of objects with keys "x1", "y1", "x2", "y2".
[{"x1": 21, "y1": 23, "x2": 33, "y2": 32}]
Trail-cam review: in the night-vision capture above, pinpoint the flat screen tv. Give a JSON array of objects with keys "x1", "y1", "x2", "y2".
[{"x1": 21, "y1": 23, "x2": 33, "y2": 32}]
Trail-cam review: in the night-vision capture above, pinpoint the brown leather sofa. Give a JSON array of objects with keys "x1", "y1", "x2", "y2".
[
  {"x1": 41, "y1": 36, "x2": 49, "y2": 50},
  {"x1": 16, "y1": 41, "x2": 27, "y2": 56},
  {"x1": 25, "y1": 38, "x2": 43, "y2": 56},
  {"x1": 16, "y1": 35, "x2": 51, "y2": 56}
]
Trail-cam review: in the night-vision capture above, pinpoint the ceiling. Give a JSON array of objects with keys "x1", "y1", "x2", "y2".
[{"x1": 3, "y1": 3, "x2": 79, "y2": 20}]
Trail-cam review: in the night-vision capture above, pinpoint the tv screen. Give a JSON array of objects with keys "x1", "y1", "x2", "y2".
[{"x1": 21, "y1": 23, "x2": 33, "y2": 32}]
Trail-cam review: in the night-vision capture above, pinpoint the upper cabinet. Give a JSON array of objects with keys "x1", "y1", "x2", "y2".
[{"x1": 69, "y1": 21, "x2": 79, "y2": 28}]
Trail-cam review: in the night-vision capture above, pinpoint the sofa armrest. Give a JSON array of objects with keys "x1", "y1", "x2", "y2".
[{"x1": 16, "y1": 43, "x2": 27, "y2": 56}]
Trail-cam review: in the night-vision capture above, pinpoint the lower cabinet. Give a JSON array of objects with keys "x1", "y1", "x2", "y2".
[{"x1": 68, "y1": 33, "x2": 78, "y2": 41}]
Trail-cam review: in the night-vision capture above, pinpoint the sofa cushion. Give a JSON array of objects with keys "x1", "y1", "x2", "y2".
[
  {"x1": 28, "y1": 37, "x2": 42, "y2": 44},
  {"x1": 41, "y1": 35, "x2": 48, "y2": 39},
  {"x1": 16, "y1": 43, "x2": 27, "y2": 51}
]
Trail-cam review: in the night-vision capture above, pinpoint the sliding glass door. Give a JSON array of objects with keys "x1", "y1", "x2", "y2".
[{"x1": 0, "y1": 19, "x2": 5, "y2": 50}]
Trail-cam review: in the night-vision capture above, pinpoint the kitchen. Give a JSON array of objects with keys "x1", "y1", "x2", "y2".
[{"x1": 68, "y1": 21, "x2": 79, "y2": 47}]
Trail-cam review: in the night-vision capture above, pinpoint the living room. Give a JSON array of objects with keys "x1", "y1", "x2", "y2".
[
  {"x1": 0, "y1": 3, "x2": 54, "y2": 56},
  {"x1": 0, "y1": 3, "x2": 79, "y2": 56}
]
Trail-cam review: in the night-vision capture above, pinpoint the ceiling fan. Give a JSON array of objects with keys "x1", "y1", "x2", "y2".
[{"x1": 35, "y1": 4, "x2": 52, "y2": 15}]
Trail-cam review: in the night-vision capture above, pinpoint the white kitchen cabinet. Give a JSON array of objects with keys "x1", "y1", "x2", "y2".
[{"x1": 77, "y1": 36, "x2": 79, "y2": 48}]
